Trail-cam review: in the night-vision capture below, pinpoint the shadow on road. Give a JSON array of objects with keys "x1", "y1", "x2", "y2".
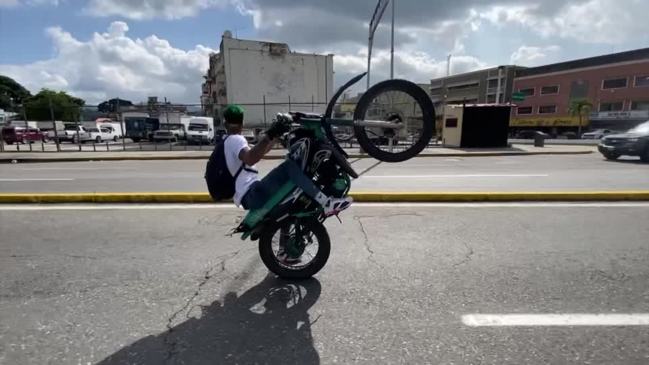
[
  {"x1": 603, "y1": 157, "x2": 646, "y2": 165},
  {"x1": 98, "y1": 274, "x2": 322, "y2": 365}
]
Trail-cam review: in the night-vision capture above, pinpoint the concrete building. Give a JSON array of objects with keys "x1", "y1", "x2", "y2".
[
  {"x1": 202, "y1": 31, "x2": 334, "y2": 128},
  {"x1": 512, "y1": 48, "x2": 649, "y2": 134},
  {"x1": 429, "y1": 66, "x2": 523, "y2": 111}
]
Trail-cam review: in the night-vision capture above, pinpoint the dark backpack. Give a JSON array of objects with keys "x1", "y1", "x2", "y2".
[{"x1": 204, "y1": 136, "x2": 245, "y2": 201}]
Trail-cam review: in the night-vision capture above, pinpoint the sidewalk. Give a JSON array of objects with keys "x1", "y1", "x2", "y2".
[{"x1": 0, "y1": 144, "x2": 594, "y2": 163}]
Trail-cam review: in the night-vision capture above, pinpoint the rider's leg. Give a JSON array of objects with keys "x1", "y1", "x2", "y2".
[
  {"x1": 270, "y1": 159, "x2": 352, "y2": 215},
  {"x1": 242, "y1": 159, "x2": 351, "y2": 214}
]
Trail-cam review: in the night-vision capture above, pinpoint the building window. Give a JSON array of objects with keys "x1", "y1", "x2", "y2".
[
  {"x1": 487, "y1": 95, "x2": 496, "y2": 103},
  {"x1": 635, "y1": 75, "x2": 649, "y2": 87},
  {"x1": 448, "y1": 82, "x2": 479, "y2": 91},
  {"x1": 631, "y1": 101, "x2": 649, "y2": 111},
  {"x1": 599, "y1": 102, "x2": 624, "y2": 112},
  {"x1": 517, "y1": 106, "x2": 533, "y2": 115},
  {"x1": 518, "y1": 88, "x2": 535, "y2": 96},
  {"x1": 487, "y1": 79, "x2": 500, "y2": 88},
  {"x1": 602, "y1": 78, "x2": 628, "y2": 89},
  {"x1": 540, "y1": 85, "x2": 559, "y2": 95},
  {"x1": 538, "y1": 105, "x2": 556, "y2": 114}
]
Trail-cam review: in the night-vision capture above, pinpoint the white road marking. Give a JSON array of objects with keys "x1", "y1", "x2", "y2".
[
  {"x1": 16, "y1": 167, "x2": 117, "y2": 171},
  {"x1": 0, "y1": 178, "x2": 75, "y2": 182},
  {"x1": 462, "y1": 314, "x2": 649, "y2": 327},
  {"x1": 361, "y1": 174, "x2": 549, "y2": 178},
  {"x1": 1, "y1": 202, "x2": 649, "y2": 211}
]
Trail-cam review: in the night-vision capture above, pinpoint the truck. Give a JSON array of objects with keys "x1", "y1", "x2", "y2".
[
  {"x1": 124, "y1": 117, "x2": 160, "y2": 142},
  {"x1": 186, "y1": 117, "x2": 214, "y2": 144}
]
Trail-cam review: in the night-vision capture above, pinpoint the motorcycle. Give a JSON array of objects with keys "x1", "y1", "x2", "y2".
[{"x1": 231, "y1": 72, "x2": 435, "y2": 279}]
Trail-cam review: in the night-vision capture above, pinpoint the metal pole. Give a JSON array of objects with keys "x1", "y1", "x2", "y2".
[
  {"x1": 367, "y1": 38, "x2": 373, "y2": 89},
  {"x1": 312, "y1": 95, "x2": 314, "y2": 112},
  {"x1": 164, "y1": 97, "x2": 172, "y2": 151},
  {"x1": 446, "y1": 54, "x2": 451, "y2": 77},
  {"x1": 390, "y1": 0, "x2": 395, "y2": 79},
  {"x1": 288, "y1": 95, "x2": 291, "y2": 112},
  {"x1": 75, "y1": 112, "x2": 81, "y2": 151},
  {"x1": 496, "y1": 66, "x2": 503, "y2": 104},
  {"x1": 118, "y1": 102, "x2": 126, "y2": 151},
  {"x1": 263, "y1": 95, "x2": 267, "y2": 128},
  {"x1": 49, "y1": 98, "x2": 60, "y2": 152}
]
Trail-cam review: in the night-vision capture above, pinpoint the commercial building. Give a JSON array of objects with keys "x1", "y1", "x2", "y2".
[
  {"x1": 201, "y1": 31, "x2": 334, "y2": 128},
  {"x1": 429, "y1": 65, "x2": 523, "y2": 111},
  {"x1": 511, "y1": 48, "x2": 649, "y2": 134}
]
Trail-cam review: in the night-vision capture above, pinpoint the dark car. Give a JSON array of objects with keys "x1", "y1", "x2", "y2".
[
  {"x1": 1, "y1": 126, "x2": 48, "y2": 144},
  {"x1": 598, "y1": 121, "x2": 649, "y2": 162}
]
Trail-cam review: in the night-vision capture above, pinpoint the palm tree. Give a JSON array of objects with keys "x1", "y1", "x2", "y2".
[{"x1": 569, "y1": 99, "x2": 593, "y2": 137}]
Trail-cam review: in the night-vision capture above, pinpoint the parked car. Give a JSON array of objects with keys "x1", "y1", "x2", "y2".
[
  {"x1": 558, "y1": 131, "x2": 578, "y2": 140},
  {"x1": 152, "y1": 130, "x2": 178, "y2": 142},
  {"x1": 54, "y1": 124, "x2": 92, "y2": 143},
  {"x1": 1, "y1": 126, "x2": 48, "y2": 144},
  {"x1": 515, "y1": 130, "x2": 544, "y2": 139},
  {"x1": 582, "y1": 129, "x2": 613, "y2": 139},
  {"x1": 160, "y1": 123, "x2": 186, "y2": 140},
  {"x1": 242, "y1": 129, "x2": 257, "y2": 144},
  {"x1": 598, "y1": 121, "x2": 649, "y2": 162}
]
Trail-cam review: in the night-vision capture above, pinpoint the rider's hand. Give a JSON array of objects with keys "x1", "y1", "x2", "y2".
[{"x1": 266, "y1": 115, "x2": 291, "y2": 140}]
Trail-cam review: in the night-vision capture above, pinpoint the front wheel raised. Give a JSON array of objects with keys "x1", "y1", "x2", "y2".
[
  {"x1": 259, "y1": 217, "x2": 330, "y2": 280},
  {"x1": 354, "y1": 79, "x2": 435, "y2": 162}
]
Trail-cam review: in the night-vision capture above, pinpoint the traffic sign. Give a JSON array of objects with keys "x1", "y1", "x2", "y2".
[{"x1": 512, "y1": 92, "x2": 526, "y2": 102}]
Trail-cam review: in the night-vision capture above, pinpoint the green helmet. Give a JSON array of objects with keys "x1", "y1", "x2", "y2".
[{"x1": 223, "y1": 104, "x2": 244, "y2": 124}]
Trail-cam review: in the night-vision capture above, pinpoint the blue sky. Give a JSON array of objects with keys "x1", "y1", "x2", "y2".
[{"x1": 1, "y1": 0, "x2": 647, "y2": 103}]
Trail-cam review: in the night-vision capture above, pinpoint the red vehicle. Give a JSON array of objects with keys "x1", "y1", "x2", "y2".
[{"x1": 1, "y1": 126, "x2": 49, "y2": 144}]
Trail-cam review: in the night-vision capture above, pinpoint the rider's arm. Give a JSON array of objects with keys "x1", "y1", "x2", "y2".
[{"x1": 239, "y1": 136, "x2": 276, "y2": 166}]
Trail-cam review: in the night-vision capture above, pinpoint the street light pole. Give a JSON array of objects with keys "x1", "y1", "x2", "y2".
[{"x1": 390, "y1": 0, "x2": 395, "y2": 79}]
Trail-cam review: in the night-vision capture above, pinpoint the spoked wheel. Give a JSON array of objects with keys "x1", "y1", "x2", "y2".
[
  {"x1": 354, "y1": 79, "x2": 435, "y2": 162},
  {"x1": 259, "y1": 217, "x2": 330, "y2": 280}
]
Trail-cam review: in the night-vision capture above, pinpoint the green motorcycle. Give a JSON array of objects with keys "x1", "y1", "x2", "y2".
[{"x1": 232, "y1": 73, "x2": 435, "y2": 279}]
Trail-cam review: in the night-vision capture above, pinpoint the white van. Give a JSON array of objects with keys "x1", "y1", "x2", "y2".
[{"x1": 186, "y1": 117, "x2": 214, "y2": 144}]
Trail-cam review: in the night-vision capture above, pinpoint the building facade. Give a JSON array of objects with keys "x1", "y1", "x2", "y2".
[
  {"x1": 430, "y1": 66, "x2": 523, "y2": 111},
  {"x1": 202, "y1": 31, "x2": 334, "y2": 128},
  {"x1": 512, "y1": 48, "x2": 649, "y2": 134}
]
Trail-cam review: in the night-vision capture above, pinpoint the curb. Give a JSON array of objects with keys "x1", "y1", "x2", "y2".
[
  {"x1": 0, "y1": 150, "x2": 593, "y2": 163},
  {"x1": 1, "y1": 190, "x2": 648, "y2": 204}
]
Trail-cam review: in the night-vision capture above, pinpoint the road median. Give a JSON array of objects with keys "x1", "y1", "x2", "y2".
[
  {"x1": 1, "y1": 191, "x2": 648, "y2": 204},
  {"x1": 0, "y1": 145, "x2": 594, "y2": 163}
]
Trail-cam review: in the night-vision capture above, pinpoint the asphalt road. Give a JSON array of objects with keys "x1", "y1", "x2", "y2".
[
  {"x1": 1, "y1": 203, "x2": 648, "y2": 364},
  {"x1": 0, "y1": 153, "x2": 647, "y2": 193}
]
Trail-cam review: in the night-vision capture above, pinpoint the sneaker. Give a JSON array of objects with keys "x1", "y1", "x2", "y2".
[
  {"x1": 323, "y1": 197, "x2": 353, "y2": 217},
  {"x1": 277, "y1": 249, "x2": 301, "y2": 265}
]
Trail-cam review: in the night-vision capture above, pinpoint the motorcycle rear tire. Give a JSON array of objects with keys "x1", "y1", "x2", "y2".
[
  {"x1": 259, "y1": 217, "x2": 330, "y2": 280},
  {"x1": 353, "y1": 79, "x2": 435, "y2": 162}
]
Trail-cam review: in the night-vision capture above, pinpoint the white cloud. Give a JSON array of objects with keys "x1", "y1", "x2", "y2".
[
  {"x1": 0, "y1": 0, "x2": 19, "y2": 7},
  {"x1": 479, "y1": 0, "x2": 649, "y2": 44},
  {"x1": 510, "y1": 45, "x2": 560, "y2": 65},
  {"x1": 0, "y1": 22, "x2": 215, "y2": 104},
  {"x1": 85, "y1": 0, "x2": 229, "y2": 20},
  {"x1": 0, "y1": 0, "x2": 59, "y2": 6}
]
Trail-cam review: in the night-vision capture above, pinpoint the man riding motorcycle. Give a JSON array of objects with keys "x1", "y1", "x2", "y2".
[{"x1": 219, "y1": 104, "x2": 352, "y2": 215}]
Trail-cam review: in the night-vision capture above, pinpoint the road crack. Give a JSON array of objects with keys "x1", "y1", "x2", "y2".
[
  {"x1": 453, "y1": 241, "x2": 474, "y2": 267},
  {"x1": 354, "y1": 216, "x2": 376, "y2": 266},
  {"x1": 163, "y1": 249, "x2": 243, "y2": 362}
]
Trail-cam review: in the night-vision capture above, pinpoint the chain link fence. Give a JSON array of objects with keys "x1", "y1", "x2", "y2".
[{"x1": 1, "y1": 96, "x2": 364, "y2": 153}]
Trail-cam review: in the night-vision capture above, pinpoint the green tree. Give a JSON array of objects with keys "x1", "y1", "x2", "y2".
[
  {"x1": 569, "y1": 98, "x2": 593, "y2": 137},
  {"x1": 98, "y1": 98, "x2": 133, "y2": 113},
  {"x1": 0, "y1": 75, "x2": 32, "y2": 111},
  {"x1": 24, "y1": 89, "x2": 85, "y2": 121}
]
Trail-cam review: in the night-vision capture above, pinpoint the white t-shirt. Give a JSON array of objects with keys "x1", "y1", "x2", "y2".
[{"x1": 224, "y1": 134, "x2": 259, "y2": 207}]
